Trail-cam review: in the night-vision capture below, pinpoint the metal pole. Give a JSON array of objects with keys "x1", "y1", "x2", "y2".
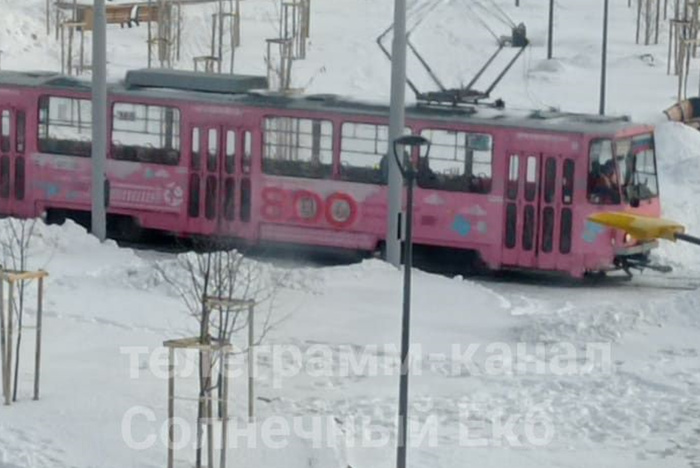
[
  {"x1": 697, "y1": 46, "x2": 700, "y2": 95},
  {"x1": 656, "y1": 0, "x2": 661, "y2": 43},
  {"x1": 600, "y1": 0, "x2": 609, "y2": 115},
  {"x1": 396, "y1": 168, "x2": 414, "y2": 468},
  {"x1": 645, "y1": 0, "x2": 651, "y2": 45},
  {"x1": 669, "y1": 20, "x2": 674, "y2": 74},
  {"x1": 61, "y1": 24, "x2": 65, "y2": 75},
  {"x1": 33, "y1": 276, "x2": 43, "y2": 400},
  {"x1": 91, "y1": 0, "x2": 107, "y2": 242},
  {"x1": 167, "y1": 347, "x2": 174, "y2": 468},
  {"x1": 68, "y1": 26, "x2": 74, "y2": 76},
  {"x1": 5, "y1": 280, "x2": 13, "y2": 406},
  {"x1": 220, "y1": 351, "x2": 229, "y2": 468},
  {"x1": 80, "y1": 28, "x2": 85, "y2": 74},
  {"x1": 0, "y1": 277, "x2": 5, "y2": 404},
  {"x1": 386, "y1": 0, "x2": 407, "y2": 267},
  {"x1": 218, "y1": 0, "x2": 223, "y2": 73},
  {"x1": 547, "y1": 0, "x2": 554, "y2": 59},
  {"x1": 148, "y1": 0, "x2": 152, "y2": 67},
  {"x1": 235, "y1": 0, "x2": 241, "y2": 46},
  {"x1": 676, "y1": 232, "x2": 700, "y2": 245},
  {"x1": 177, "y1": 3, "x2": 182, "y2": 61},
  {"x1": 248, "y1": 304, "x2": 254, "y2": 421},
  {"x1": 637, "y1": 0, "x2": 642, "y2": 43},
  {"x1": 206, "y1": 350, "x2": 214, "y2": 468}
]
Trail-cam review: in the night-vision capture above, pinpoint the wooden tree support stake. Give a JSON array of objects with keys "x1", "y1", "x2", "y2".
[
  {"x1": 0, "y1": 269, "x2": 48, "y2": 406},
  {"x1": 163, "y1": 336, "x2": 232, "y2": 468}
]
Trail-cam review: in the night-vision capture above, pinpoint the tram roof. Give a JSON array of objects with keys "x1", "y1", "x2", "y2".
[{"x1": 0, "y1": 69, "x2": 645, "y2": 135}]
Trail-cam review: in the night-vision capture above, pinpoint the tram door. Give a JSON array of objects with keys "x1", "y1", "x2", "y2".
[
  {"x1": 537, "y1": 156, "x2": 575, "y2": 269},
  {"x1": 187, "y1": 124, "x2": 254, "y2": 239},
  {"x1": 502, "y1": 152, "x2": 575, "y2": 270},
  {"x1": 0, "y1": 106, "x2": 26, "y2": 217},
  {"x1": 502, "y1": 153, "x2": 541, "y2": 268}
]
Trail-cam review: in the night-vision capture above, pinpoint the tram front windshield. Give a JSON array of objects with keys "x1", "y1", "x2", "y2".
[{"x1": 615, "y1": 133, "x2": 659, "y2": 204}]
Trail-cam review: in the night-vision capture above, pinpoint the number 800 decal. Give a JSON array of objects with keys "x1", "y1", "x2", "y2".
[{"x1": 261, "y1": 187, "x2": 358, "y2": 228}]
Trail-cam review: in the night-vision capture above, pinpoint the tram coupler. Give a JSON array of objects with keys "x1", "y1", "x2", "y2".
[{"x1": 616, "y1": 256, "x2": 673, "y2": 277}]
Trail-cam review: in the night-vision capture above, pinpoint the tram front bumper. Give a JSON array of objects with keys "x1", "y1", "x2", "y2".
[{"x1": 614, "y1": 239, "x2": 659, "y2": 257}]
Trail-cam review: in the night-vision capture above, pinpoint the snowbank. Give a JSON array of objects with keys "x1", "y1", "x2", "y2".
[{"x1": 654, "y1": 121, "x2": 700, "y2": 273}]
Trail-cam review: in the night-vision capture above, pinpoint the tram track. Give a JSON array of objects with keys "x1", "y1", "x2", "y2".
[{"x1": 116, "y1": 232, "x2": 700, "y2": 292}]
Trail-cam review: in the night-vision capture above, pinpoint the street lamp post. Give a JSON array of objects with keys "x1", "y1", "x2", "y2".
[
  {"x1": 91, "y1": 0, "x2": 108, "y2": 242},
  {"x1": 391, "y1": 134, "x2": 431, "y2": 468},
  {"x1": 547, "y1": 0, "x2": 554, "y2": 59},
  {"x1": 386, "y1": 0, "x2": 408, "y2": 268},
  {"x1": 599, "y1": 0, "x2": 610, "y2": 115}
]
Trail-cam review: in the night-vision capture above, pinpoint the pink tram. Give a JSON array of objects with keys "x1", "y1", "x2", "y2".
[{"x1": 0, "y1": 68, "x2": 663, "y2": 277}]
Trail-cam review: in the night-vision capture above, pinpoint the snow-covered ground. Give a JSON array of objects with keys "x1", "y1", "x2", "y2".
[{"x1": 2, "y1": 0, "x2": 700, "y2": 467}]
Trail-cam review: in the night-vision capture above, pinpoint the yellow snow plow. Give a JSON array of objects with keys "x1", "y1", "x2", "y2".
[{"x1": 588, "y1": 212, "x2": 700, "y2": 245}]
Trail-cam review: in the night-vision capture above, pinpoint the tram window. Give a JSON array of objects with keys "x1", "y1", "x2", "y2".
[
  {"x1": 562, "y1": 159, "x2": 575, "y2": 204},
  {"x1": 241, "y1": 178, "x2": 251, "y2": 222},
  {"x1": 225, "y1": 130, "x2": 236, "y2": 174},
  {"x1": 0, "y1": 155, "x2": 9, "y2": 198},
  {"x1": 541, "y1": 206, "x2": 554, "y2": 253},
  {"x1": 587, "y1": 139, "x2": 620, "y2": 204},
  {"x1": 418, "y1": 129, "x2": 493, "y2": 193},
  {"x1": 340, "y1": 123, "x2": 385, "y2": 184},
  {"x1": 16, "y1": 112, "x2": 25, "y2": 154},
  {"x1": 522, "y1": 205, "x2": 535, "y2": 250},
  {"x1": 507, "y1": 154, "x2": 519, "y2": 200},
  {"x1": 505, "y1": 203, "x2": 517, "y2": 249},
  {"x1": 1, "y1": 111, "x2": 9, "y2": 153},
  {"x1": 632, "y1": 139, "x2": 659, "y2": 198},
  {"x1": 243, "y1": 131, "x2": 252, "y2": 174},
  {"x1": 188, "y1": 173, "x2": 200, "y2": 218},
  {"x1": 524, "y1": 156, "x2": 537, "y2": 201},
  {"x1": 617, "y1": 134, "x2": 659, "y2": 201},
  {"x1": 207, "y1": 128, "x2": 218, "y2": 172},
  {"x1": 263, "y1": 116, "x2": 333, "y2": 179},
  {"x1": 544, "y1": 157, "x2": 556, "y2": 203},
  {"x1": 223, "y1": 178, "x2": 235, "y2": 220},
  {"x1": 560, "y1": 208, "x2": 573, "y2": 254},
  {"x1": 340, "y1": 122, "x2": 401, "y2": 185},
  {"x1": 191, "y1": 128, "x2": 201, "y2": 170},
  {"x1": 111, "y1": 102, "x2": 181, "y2": 165},
  {"x1": 205, "y1": 175, "x2": 217, "y2": 220},
  {"x1": 38, "y1": 96, "x2": 92, "y2": 157},
  {"x1": 15, "y1": 156, "x2": 25, "y2": 200}
]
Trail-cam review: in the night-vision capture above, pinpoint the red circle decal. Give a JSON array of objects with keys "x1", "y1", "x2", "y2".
[
  {"x1": 292, "y1": 190, "x2": 323, "y2": 223},
  {"x1": 325, "y1": 192, "x2": 357, "y2": 228}
]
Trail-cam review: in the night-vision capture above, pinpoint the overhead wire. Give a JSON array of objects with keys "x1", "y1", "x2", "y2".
[
  {"x1": 481, "y1": 0, "x2": 516, "y2": 27},
  {"x1": 457, "y1": 0, "x2": 500, "y2": 42},
  {"x1": 380, "y1": 0, "x2": 527, "y2": 101},
  {"x1": 471, "y1": 0, "x2": 514, "y2": 29},
  {"x1": 406, "y1": 0, "x2": 443, "y2": 34}
]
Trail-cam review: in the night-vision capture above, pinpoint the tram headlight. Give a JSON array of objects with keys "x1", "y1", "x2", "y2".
[{"x1": 624, "y1": 233, "x2": 633, "y2": 244}]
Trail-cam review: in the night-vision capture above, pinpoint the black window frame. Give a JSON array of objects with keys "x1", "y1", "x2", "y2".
[
  {"x1": 262, "y1": 115, "x2": 334, "y2": 180},
  {"x1": 587, "y1": 138, "x2": 621, "y2": 205},
  {"x1": 37, "y1": 95, "x2": 93, "y2": 158},
  {"x1": 417, "y1": 127, "x2": 494, "y2": 194},
  {"x1": 110, "y1": 101, "x2": 182, "y2": 166}
]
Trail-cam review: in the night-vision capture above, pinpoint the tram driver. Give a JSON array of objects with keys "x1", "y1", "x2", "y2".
[{"x1": 590, "y1": 159, "x2": 621, "y2": 204}]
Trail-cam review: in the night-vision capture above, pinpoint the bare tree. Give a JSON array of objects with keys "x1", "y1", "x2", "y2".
[
  {"x1": 0, "y1": 217, "x2": 38, "y2": 402},
  {"x1": 637, "y1": 0, "x2": 662, "y2": 45},
  {"x1": 156, "y1": 239, "x2": 290, "y2": 468}
]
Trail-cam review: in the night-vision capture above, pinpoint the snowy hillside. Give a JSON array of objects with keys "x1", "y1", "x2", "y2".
[{"x1": 1, "y1": 0, "x2": 700, "y2": 468}]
